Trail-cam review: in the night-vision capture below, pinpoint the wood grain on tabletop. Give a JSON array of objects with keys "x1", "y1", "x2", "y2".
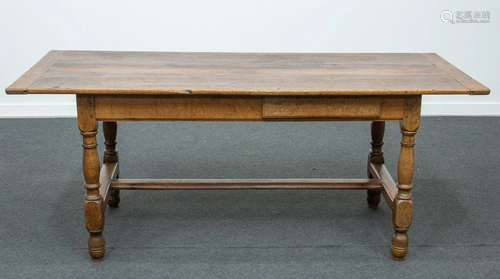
[{"x1": 5, "y1": 51, "x2": 490, "y2": 95}]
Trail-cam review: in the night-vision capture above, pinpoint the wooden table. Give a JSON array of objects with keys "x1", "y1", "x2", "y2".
[{"x1": 6, "y1": 51, "x2": 489, "y2": 261}]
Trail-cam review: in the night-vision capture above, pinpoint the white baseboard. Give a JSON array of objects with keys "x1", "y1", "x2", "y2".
[
  {"x1": 0, "y1": 103, "x2": 76, "y2": 118},
  {"x1": 421, "y1": 103, "x2": 500, "y2": 116},
  {"x1": 0, "y1": 102, "x2": 499, "y2": 118}
]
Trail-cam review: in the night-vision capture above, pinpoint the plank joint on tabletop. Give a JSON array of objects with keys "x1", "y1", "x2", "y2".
[
  {"x1": 421, "y1": 53, "x2": 490, "y2": 95},
  {"x1": 5, "y1": 50, "x2": 64, "y2": 95}
]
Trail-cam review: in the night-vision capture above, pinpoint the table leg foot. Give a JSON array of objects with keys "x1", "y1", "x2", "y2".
[
  {"x1": 367, "y1": 189, "x2": 381, "y2": 209},
  {"x1": 88, "y1": 232, "x2": 105, "y2": 261},
  {"x1": 391, "y1": 231, "x2": 408, "y2": 261},
  {"x1": 108, "y1": 189, "x2": 120, "y2": 208}
]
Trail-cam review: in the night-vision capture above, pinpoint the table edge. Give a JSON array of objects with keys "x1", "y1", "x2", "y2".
[
  {"x1": 421, "y1": 53, "x2": 490, "y2": 95},
  {"x1": 23, "y1": 88, "x2": 472, "y2": 95}
]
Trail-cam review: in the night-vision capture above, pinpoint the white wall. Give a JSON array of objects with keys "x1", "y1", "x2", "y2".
[{"x1": 0, "y1": 0, "x2": 498, "y2": 117}]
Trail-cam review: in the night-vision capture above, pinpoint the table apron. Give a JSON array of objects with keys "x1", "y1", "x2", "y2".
[{"x1": 92, "y1": 95, "x2": 406, "y2": 121}]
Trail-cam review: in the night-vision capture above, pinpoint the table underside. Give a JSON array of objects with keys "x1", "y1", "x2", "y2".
[{"x1": 93, "y1": 94, "x2": 406, "y2": 214}]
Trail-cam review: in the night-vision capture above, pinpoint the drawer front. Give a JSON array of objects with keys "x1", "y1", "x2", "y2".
[{"x1": 262, "y1": 97, "x2": 382, "y2": 118}]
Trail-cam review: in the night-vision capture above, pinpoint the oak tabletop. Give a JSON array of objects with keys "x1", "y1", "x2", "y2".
[{"x1": 6, "y1": 50, "x2": 489, "y2": 96}]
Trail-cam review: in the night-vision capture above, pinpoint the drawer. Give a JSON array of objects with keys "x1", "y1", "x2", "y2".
[{"x1": 262, "y1": 97, "x2": 382, "y2": 118}]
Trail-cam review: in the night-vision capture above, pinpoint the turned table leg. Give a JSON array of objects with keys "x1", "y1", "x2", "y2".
[
  {"x1": 367, "y1": 121, "x2": 385, "y2": 208},
  {"x1": 103, "y1": 121, "x2": 120, "y2": 208},
  {"x1": 77, "y1": 95, "x2": 105, "y2": 261},
  {"x1": 391, "y1": 96, "x2": 421, "y2": 261}
]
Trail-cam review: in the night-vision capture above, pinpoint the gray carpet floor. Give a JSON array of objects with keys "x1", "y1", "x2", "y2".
[{"x1": 0, "y1": 117, "x2": 499, "y2": 278}]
